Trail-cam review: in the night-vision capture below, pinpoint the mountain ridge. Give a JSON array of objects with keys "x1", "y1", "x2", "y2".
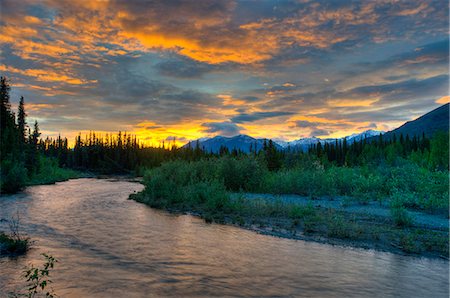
[{"x1": 184, "y1": 103, "x2": 448, "y2": 153}]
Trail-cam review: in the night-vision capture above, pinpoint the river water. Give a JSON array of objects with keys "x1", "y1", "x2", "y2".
[{"x1": 0, "y1": 178, "x2": 448, "y2": 297}]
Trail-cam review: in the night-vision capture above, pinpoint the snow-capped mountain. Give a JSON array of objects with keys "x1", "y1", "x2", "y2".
[
  {"x1": 277, "y1": 130, "x2": 384, "y2": 151},
  {"x1": 346, "y1": 129, "x2": 384, "y2": 143},
  {"x1": 184, "y1": 130, "x2": 384, "y2": 153},
  {"x1": 183, "y1": 135, "x2": 282, "y2": 153}
]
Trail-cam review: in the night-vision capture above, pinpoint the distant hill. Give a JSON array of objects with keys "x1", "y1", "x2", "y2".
[
  {"x1": 380, "y1": 103, "x2": 449, "y2": 140},
  {"x1": 183, "y1": 135, "x2": 282, "y2": 153},
  {"x1": 277, "y1": 129, "x2": 384, "y2": 152},
  {"x1": 184, "y1": 130, "x2": 383, "y2": 153},
  {"x1": 183, "y1": 104, "x2": 448, "y2": 153}
]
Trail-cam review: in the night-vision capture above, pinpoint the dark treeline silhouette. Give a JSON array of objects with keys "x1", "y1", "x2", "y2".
[
  {"x1": 1, "y1": 77, "x2": 43, "y2": 192},
  {"x1": 1, "y1": 75, "x2": 448, "y2": 193},
  {"x1": 306, "y1": 131, "x2": 446, "y2": 170},
  {"x1": 41, "y1": 132, "x2": 216, "y2": 174}
]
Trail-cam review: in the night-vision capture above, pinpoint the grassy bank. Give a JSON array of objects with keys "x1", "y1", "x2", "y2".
[
  {"x1": 1, "y1": 156, "x2": 81, "y2": 193},
  {"x1": 134, "y1": 156, "x2": 449, "y2": 214},
  {"x1": 26, "y1": 157, "x2": 81, "y2": 186},
  {"x1": 131, "y1": 157, "x2": 449, "y2": 258}
]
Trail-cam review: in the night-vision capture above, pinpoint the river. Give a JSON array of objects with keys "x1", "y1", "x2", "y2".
[{"x1": 0, "y1": 178, "x2": 448, "y2": 297}]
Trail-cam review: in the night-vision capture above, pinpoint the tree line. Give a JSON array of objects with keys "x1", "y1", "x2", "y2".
[
  {"x1": 1, "y1": 75, "x2": 448, "y2": 193},
  {"x1": 1, "y1": 77, "x2": 42, "y2": 192}
]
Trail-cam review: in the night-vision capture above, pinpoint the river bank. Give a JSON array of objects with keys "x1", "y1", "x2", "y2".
[
  {"x1": 1, "y1": 178, "x2": 448, "y2": 297},
  {"x1": 131, "y1": 191, "x2": 449, "y2": 260}
]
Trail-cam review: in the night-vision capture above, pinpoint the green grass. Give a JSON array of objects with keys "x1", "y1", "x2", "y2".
[
  {"x1": 130, "y1": 160, "x2": 448, "y2": 255},
  {"x1": 1, "y1": 156, "x2": 81, "y2": 193},
  {"x1": 136, "y1": 157, "x2": 449, "y2": 213},
  {"x1": 131, "y1": 159, "x2": 449, "y2": 257}
]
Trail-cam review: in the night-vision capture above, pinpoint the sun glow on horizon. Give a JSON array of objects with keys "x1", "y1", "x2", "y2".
[{"x1": 1, "y1": 0, "x2": 447, "y2": 143}]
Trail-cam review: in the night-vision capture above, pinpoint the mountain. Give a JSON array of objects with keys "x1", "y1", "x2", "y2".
[
  {"x1": 183, "y1": 135, "x2": 282, "y2": 153},
  {"x1": 184, "y1": 129, "x2": 383, "y2": 153},
  {"x1": 346, "y1": 129, "x2": 384, "y2": 143},
  {"x1": 184, "y1": 103, "x2": 449, "y2": 154},
  {"x1": 276, "y1": 130, "x2": 384, "y2": 152},
  {"x1": 380, "y1": 103, "x2": 449, "y2": 140},
  {"x1": 276, "y1": 137, "x2": 332, "y2": 152}
]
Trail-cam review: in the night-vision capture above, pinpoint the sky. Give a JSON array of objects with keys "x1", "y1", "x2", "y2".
[{"x1": 0, "y1": 0, "x2": 449, "y2": 146}]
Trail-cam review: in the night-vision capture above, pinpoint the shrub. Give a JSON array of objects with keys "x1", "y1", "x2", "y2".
[
  {"x1": 390, "y1": 200, "x2": 414, "y2": 227},
  {"x1": 288, "y1": 203, "x2": 316, "y2": 219},
  {"x1": 0, "y1": 158, "x2": 27, "y2": 193},
  {"x1": 0, "y1": 232, "x2": 28, "y2": 255},
  {"x1": 0, "y1": 213, "x2": 29, "y2": 255},
  {"x1": 11, "y1": 253, "x2": 58, "y2": 298},
  {"x1": 28, "y1": 156, "x2": 79, "y2": 186},
  {"x1": 138, "y1": 160, "x2": 232, "y2": 219}
]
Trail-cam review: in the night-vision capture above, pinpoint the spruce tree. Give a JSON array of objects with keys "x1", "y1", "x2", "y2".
[
  {"x1": 18, "y1": 96, "x2": 27, "y2": 145},
  {"x1": 0, "y1": 76, "x2": 12, "y2": 132}
]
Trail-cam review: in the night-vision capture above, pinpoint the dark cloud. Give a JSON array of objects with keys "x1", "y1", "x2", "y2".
[
  {"x1": 294, "y1": 120, "x2": 321, "y2": 128},
  {"x1": 201, "y1": 121, "x2": 242, "y2": 136},
  {"x1": 310, "y1": 129, "x2": 330, "y2": 137},
  {"x1": 242, "y1": 96, "x2": 260, "y2": 102},
  {"x1": 155, "y1": 58, "x2": 217, "y2": 79},
  {"x1": 346, "y1": 74, "x2": 448, "y2": 104},
  {"x1": 354, "y1": 39, "x2": 449, "y2": 76},
  {"x1": 165, "y1": 136, "x2": 188, "y2": 142},
  {"x1": 1, "y1": 0, "x2": 448, "y2": 141},
  {"x1": 358, "y1": 123, "x2": 378, "y2": 130},
  {"x1": 231, "y1": 111, "x2": 294, "y2": 123},
  {"x1": 266, "y1": 83, "x2": 297, "y2": 93},
  {"x1": 145, "y1": 125, "x2": 162, "y2": 130}
]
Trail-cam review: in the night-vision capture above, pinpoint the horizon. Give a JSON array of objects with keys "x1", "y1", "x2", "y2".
[{"x1": 1, "y1": 1, "x2": 449, "y2": 147}]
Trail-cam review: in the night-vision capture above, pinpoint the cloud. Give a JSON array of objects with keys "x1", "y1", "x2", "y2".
[
  {"x1": 358, "y1": 122, "x2": 378, "y2": 130},
  {"x1": 436, "y1": 96, "x2": 450, "y2": 104},
  {"x1": 165, "y1": 136, "x2": 188, "y2": 142},
  {"x1": 231, "y1": 111, "x2": 294, "y2": 123},
  {"x1": 310, "y1": 129, "x2": 330, "y2": 137},
  {"x1": 0, "y1": 0, "x2": 448, "y2": 144},
  {"x1": 155, "y1": 57, "x2": 217, "y2": 79},
  {"x1": 201, "y1": 121, "x2": 242, "y2": 136},
  {"x1": 294, "y1": 120, "x2": 321, "y2": 128}
]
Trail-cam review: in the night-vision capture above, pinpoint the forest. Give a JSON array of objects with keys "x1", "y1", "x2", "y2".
[
  {"x1": 1, "y1": 75, "x2": 449, "y2": 256},
  {"x1": 1, "y1": 75, "x2": 448, "y2": 200}
]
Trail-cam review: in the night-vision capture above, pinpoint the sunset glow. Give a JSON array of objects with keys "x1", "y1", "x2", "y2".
[{"x1": 1, "y1": 0, "x2": 448, "y2": 145}]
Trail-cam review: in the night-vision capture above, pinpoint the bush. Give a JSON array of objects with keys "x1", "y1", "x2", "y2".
[
  {"x1": 0, "y1": 158, "x2": 27, "y2": 193},
  {"x1": 289, "y1": 203, "x2": 316, "y2": 219},
  {"x1": 217, "y1": 156, "x2": 265, "y2": 191},
  {"x1": 138, "y1": 160, "x2": 232, "y2": 218},
  {"x1": 390, "y1": 200, "x2": 414, "y2": 227},
  {"x1": 0, "y1": 232, "x2": 28, "y2": 255},
  {"x1": 28, "y1": 156, "x2": 79, "y2": 186}
]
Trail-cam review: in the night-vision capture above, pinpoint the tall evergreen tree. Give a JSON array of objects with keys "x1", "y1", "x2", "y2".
[
  {"x1": 18, "y1": 96, "x2": 27, "y2": 145},
  {"x1": 0, "y1": 76, "x2": 12, "y2": 132}
]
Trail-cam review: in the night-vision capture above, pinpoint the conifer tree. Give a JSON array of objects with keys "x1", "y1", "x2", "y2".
[{"x1": 18, "y1": 96, "x2": 27, "y2": 145}]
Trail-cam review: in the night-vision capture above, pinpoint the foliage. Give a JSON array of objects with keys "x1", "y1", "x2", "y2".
[
  {"x1": 0, "y1": 213, "x2": 29, "y2": 255},
  {"x1": 0, "y1": 77, "x2": 79, "y2": 193},
  {"x1": 23, "y1": 254, "x2": 57, "y2": 298},
  {"x1": 1, "y1": 158, "x2": 28, "y2": 193},
  {"x1": 133, "y1": 167, "x2": 448, "y2": 256},
  {"x1": 27, "y1": 157, "x2": 80, "y2": 186},
  {"x1": 390, "y1": 198, "x2": 415, "y2": 227},
  {"x1": 10, "y1": 254, "x2": 58, "y2": 298}
]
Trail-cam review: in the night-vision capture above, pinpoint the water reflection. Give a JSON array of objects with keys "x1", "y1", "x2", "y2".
[{"x1": 0, "y1": 179, "x2": 448, "y2": 297}]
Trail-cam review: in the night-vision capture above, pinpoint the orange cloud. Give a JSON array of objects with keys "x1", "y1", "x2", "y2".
[
  {"x1": 327, "y1": 99, "x2": 378, "y2": 107},
  {"x1": 0, "y1": 65, "x2": 93, "y2": 85},
  {"x1": 395, "y1": 3, "x2": 428, "y2": 16},
  {"x1": 436, "y1": 96, "x2": 450, "y2": 104}
]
